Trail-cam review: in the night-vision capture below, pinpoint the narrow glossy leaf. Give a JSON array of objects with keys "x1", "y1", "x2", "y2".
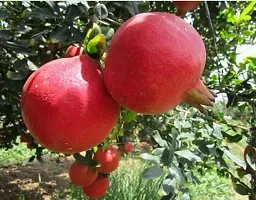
[
  {"x1": 50, "y1": 26, "x2": 70, "y2": 43},
  {"x1": 174, "y1": 119, "x2": 182, "y2": 132},
  {"x1": 240, "y1": 1, "x2": 256, "y2": 20},
  {"x1": 169, "y1": 165, "x2": 185, "y2": 184},
  {"x1": 245, "y1": 153, "x2": 256, "y2": 171},
  {"x1": 124, "y1": 2, "x2": 139, "y2": 16},
  {"x1": 0, "y1": 9, "x2": 11, "y2": 20},
  {"x1": 6, "y1": 71, "x2": 28, "y2": 80},
  {"x1": 152, "y1": 148, "x2": 165, "y2": 156},
  {"x1": 142, "y1": 166, "x2": 163, "y2": 179},
  {"x1": 123, "y1": 110, "x2": 137, "y2": 122},
  {"x1": 213, "y1": 123, "x2": 223, "y2": 139},
  {"x1": 138, "y1": 1, "x2": 150, "y2": 12},
  {"x1": 224, "y1": 150, "x2": 246, "y2": 169},
  {"x1": 153, "y1": 131, "x2": 168, "y2": 148},
  {"x1": 0, "y1": 30, "x2": 12, "y2": 41},
  {"x1": 31, "y1": 30, "x2": 50, "y2": 39},
  {"x1": 232, "y1": 182, "x2": 249, "y2": 196},
  {"x1": 162, "y1": 178, "x2": 176, "y2": 195},
  {"x1": 2, "y1": 41, "x2": 32, "y2": 54},
  {"x1": 141, "y1": 153, "x2": 160, "y2": 163},
  {"x1": 45, "y1": 1, "x2": 60, "y2": 14},
  {"x1": 181, "y1": 193, "x2": 190, "y2": 200},
  {"x1": 27, "y1": 60, "x2": 38, "y2": 71},
  {"x1": 105, "y1": 28, "x2": 115, "y2": 40},
  {"x1": 161, "y1": 146, "x2": 174, "y2": 166},
  {"x1": 225, "y1": 133, "x2": 243, "y2": 143},
  {"x1": 175, "y1": 150, "x2": 202, "y2": 162},
  {"x1": 66, "y1": 4, "x2": 81, "y2": 20},
  {"x1": 28, "y1": 155, "x2": 35, "y2": 162},
  {"x1": 94, "y1": 3, "x2": 108, "y2": 19},
  {"x1": 70, "y1": 27, "x2": 84, "y2": 43}
]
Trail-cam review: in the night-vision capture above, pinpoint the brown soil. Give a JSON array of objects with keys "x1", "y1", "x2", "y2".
[{"x1": 0, "y1": 157, "x2": 72, "y2": 200}]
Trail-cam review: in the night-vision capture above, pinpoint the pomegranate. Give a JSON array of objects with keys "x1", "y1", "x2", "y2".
[
  {"x1": 104, "y1": 12, "x2": 215, "y2": 115},
  {"x1": 69, "y1": 161, "x2": 98, "y2": 187},
  {"x1": 82, "y1": 174, "x2": 109, "y2": 198},
  {"x1": 64, "y1": 45, "x2": 84, "y2": 58},
  {"x1": 124, "y1": 142, "x2": 133, "y2": 153},
  {"x1": 173, "y1": 1, "x2": 200, "y2": 17},
  {"x1": 94, "y1": 146, "x2": 120, "y2": 173},
  {"x1": 21, "y1": 55, "x2": 120, "y2": 153}
]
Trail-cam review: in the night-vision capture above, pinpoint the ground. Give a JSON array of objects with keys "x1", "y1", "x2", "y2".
[{"x1": 0, "y1": 157, "x2": 72, "y2": 200}]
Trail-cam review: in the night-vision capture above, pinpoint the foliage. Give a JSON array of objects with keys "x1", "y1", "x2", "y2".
[{"x1": 0, "y1": 1, "x2": 256, "y2": 199}]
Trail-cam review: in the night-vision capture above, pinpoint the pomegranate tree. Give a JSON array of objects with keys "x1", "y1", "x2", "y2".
[{"x1": 104, "y1": 12, "x2": 215, "y2": 115}]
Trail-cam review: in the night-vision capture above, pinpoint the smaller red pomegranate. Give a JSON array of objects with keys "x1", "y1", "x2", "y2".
[
  {"x1": 94, "y1": 146, "x2": 120, "y2": 173},
  {"x1": 82, "y1": 174, "x2": 110, "y2": 198},
  {"x1": 64, "y1": 46, "x2": 84, "y2": 57},
  {"x1": 69, "y1": 161, "x2": 98, "y2": 187},
  {"x1": 173, "y1": 1, "x2": 200, "y2": 17},
  {"x1": 124, "y1": 142, "x2": 133, "y2": 153},
  {"x1": 118, "y1": 142, "x2": 133, "y2": 156},
  {"x1": 20, "y1": 135, "x2": 29, "y2": 143}
]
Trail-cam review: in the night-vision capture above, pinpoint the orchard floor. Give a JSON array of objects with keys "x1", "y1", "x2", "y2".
[
  {"x1": 0, "y1": 157, "x2": 72, "y2": 200},
  {"x1": 0, "y1": 142, "x2": 249, "y2": 200}
]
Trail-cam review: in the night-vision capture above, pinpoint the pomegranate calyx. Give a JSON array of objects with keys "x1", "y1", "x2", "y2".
[{"x1": 183, "y1": 80, "x2": 216, "y2": 114}]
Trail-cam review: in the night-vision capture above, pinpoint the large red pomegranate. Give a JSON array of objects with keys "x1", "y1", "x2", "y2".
[
  {"x1": 21, "y1": 55, "x2": 120, "y2": 153},
  {"x1": 104, "y1": 12, "x2": 215, "y2": 115}
]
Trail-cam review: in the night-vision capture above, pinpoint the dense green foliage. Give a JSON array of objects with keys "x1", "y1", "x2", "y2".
[{"x1": 0, "y1": 1, "x2": 255, "y2": 199}]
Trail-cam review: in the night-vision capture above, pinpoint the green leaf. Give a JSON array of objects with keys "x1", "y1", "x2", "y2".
[
  {"x1": 0, "y1": 30, "x2": 12, "y2": 41},
  {"x1": 240, "y1": 1, "x2": 256, "y2": 21},
  {"x1": 162, "y1": 178, "x2": 176, "y2": 195},
  {"x1": 141, "y1": 153, "x2": 160, "y2": 164},
  {"x1": 213, "y1": 123, "x2": 223, "y2": 139},
  {"x1": 123, "y1": 110, "x2": 137, "y2": 123},
  {"x1": 138, "y1": 1, "x2": 150, "y2": 12},
  {"x1": 94, "y1": 3, "x2": 108, "y2": 19},
  {"x1": 152, "y1": 148, "x2": 165, "y2": 156},
  {"x1": 169, "y1": 165, "x2": 185, "y2": 184},
  {"x1": 86, "y1": 34, "x2": 106, "y2": 57},
  {"x1": 27, "y1": 60, "x2": 38, "y2": 71},
  {"x1": 224, "y1": 133, "x2": 243, "y2": 143},
  {"x1": 0, "y1": 9, "x2": 11, "y2": 20},
  {"x1": 224, "y1": 150, "x2": 246, "y2": 169},
  {"x1": 124, "y1": 2, "x2": 139, "y2": 16},
  {"x1": 175, "y1": 150, "x2": 202, "y2": 162},
  {"x1": 142, "y1": 166, "x2": 163, "y2": 179},
  {"x1": 232, "y1": 182, "x2": 249, "y2": 196},
  {"x1": 181, "y1": 193, "x2": 190, "y2": 200},
  {"x1": 2, "y1": 41, "x2": 33, "y2": 54},
  {"x1": 83, "y1": 23, "x2": 101, "y2": 47},
  {"x1": 152, "y1": 131, "x2": 168, "y2": 148},
  {"x1": 50, "y1": 26, "x2": 70, "y2": 43},
  {"x1": 245, "y1": 153, "x2": 256, "y2": 171},
  {"x1": 161, "y1": 146, "x2": 174, "y2": 166},
  {"x1": 105, "y1": 28, "x2": 115, "y2": 40}
]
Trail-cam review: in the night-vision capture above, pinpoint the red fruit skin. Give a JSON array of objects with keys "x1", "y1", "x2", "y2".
[
  {"x1": 94, "y1": 146, "x2": 120, "y2": 173},
  {"x1": 21, "y1": 55, "x2": 120, "y2": 153},
  {"x1": 173, "y1": 1, "x2": 200, "y2": 12},
  {"x1": 69, "y1": 161, "x2": 98, "y2": 187},
  {"x1": 20, "y1": 135, "x2": 29, "y2": 143},
  {"x1": 82, "y1": 174, "x2": 110, "y2": 198},
  {"x1": 104, "y1": 13, "x2": 206, "y2": 114},
  {"x1": 124, "y1": 142, "x2": 133, "y2": 153},
  {"x1": 65, "y1": 46, "x2": 84, "y2": 58},
  {"x1": 26, "y1": 143, "x2": 34, "y2": 150}
]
